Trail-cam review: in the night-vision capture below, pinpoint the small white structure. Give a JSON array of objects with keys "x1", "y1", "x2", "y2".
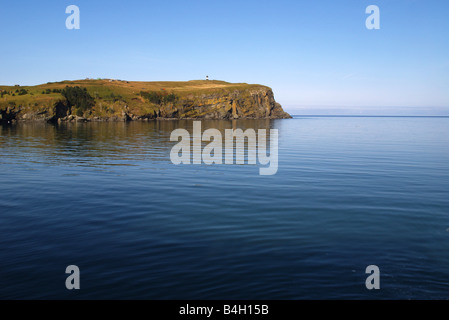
[{"x1": 206, "y1": 76, "x2": 209, "y2": 81}]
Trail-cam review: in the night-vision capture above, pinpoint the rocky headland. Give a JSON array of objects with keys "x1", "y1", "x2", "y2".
[{"x1": 0, "y1": 79, "x2": 291, "y2": 124}]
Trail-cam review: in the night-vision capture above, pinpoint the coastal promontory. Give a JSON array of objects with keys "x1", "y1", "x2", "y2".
[{"x1": 0, "y1": 79, "x2": 291, "y2": 123}]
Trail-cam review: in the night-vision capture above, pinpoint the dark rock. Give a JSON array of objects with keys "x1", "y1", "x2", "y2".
[{"x1": 0, "y1": 105, "x2": 21, "y2": 125}]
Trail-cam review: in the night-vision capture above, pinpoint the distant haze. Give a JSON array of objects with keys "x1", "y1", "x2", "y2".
[{"x1": 284, "y1": 106, "x2": 449, "y2": 116}]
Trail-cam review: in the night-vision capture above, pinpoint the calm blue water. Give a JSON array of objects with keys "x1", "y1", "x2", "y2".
[{"x1": 1, "y1": 116, "x2": 449, "y2": 299}]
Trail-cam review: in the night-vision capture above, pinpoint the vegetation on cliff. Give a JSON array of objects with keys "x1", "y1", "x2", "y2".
[{"x1": 0, "y1": 79, "x2": 291, "y2": 123}]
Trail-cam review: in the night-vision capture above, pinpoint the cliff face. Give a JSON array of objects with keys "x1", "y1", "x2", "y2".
[
  {"x1": 145, "y1": 87, "x2": 291, "y2": 120},
  {"x1": 0, "y1": 80, "x2": 291, "y2": 122}
]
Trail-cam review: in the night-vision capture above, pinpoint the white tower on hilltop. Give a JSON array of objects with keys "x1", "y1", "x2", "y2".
[{"x1": 206, "y1": 75, "x2": 209, "y2": 81}]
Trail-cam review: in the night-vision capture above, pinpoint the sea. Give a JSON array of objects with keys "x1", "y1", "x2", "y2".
[{"x1": 1, "y1": 116, "x2": 448, "y2": 299}]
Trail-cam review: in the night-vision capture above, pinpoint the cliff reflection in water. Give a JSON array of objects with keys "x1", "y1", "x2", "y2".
[{"x1": 0, "y1": 119, "x2": 282, "y2": 169}]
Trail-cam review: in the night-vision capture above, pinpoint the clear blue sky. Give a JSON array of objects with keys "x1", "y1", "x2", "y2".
[{"x1": 1, "y1": 0, "x2": 448, "y2": 113}]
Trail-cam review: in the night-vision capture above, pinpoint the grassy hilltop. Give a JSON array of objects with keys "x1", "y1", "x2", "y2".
[{"x1": 0, "y1": 79, "x2": 291, "y2": 122}]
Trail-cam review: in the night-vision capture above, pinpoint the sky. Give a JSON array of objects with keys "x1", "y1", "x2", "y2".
[{"x1": 1, "y1": 0, "x2": 448, "y2": 114}]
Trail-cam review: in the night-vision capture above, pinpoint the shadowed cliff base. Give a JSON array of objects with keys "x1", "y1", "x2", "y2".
[{"x1": 0, "y1": 80, "x2": 291, "y2": 123}]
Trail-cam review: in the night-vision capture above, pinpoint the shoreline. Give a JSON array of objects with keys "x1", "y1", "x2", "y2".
[{"x1": 2, "y1": 116, "x2": 291, "y2": 125}]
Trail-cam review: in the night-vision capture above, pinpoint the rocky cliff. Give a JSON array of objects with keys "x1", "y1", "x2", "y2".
[
  {"x1": 0, "y1": 80, "x2": 291, "y2": 123},
  {"x1": 149, "y1": 86, "x2": 291, "y2": 120}
]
